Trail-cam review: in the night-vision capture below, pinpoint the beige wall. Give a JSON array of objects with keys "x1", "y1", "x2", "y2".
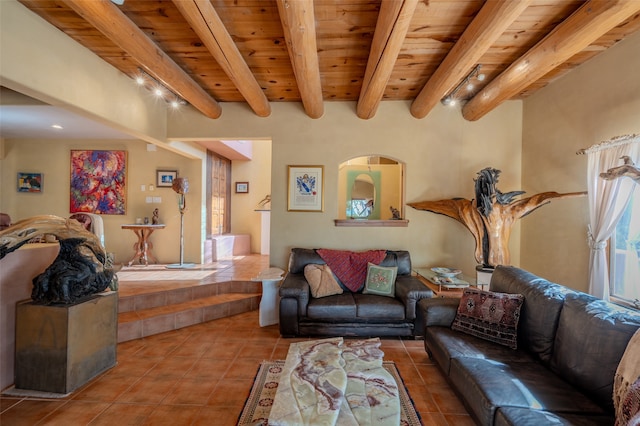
[
  {"x1": 230, "y1": 140, "x2": 273, "y2": 254},
  {"x1": 169, "y1": 100, "x2": 523, "y2": 273},
  {"x1": 0, "y1": 139, "x2": 203, "y2": 265},
  {"x1": 522, "y1": 30, "x2": 640, "y2": 292}
]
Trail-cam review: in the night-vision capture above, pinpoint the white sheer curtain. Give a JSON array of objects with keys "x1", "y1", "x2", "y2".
[{"x1": 584, "y1": 134, "x2": 640, "y2": 300}]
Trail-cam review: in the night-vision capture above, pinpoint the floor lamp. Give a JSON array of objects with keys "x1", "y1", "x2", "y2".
[{"x1": 167, "y1": 177, "x2": 195, "y2": 269}]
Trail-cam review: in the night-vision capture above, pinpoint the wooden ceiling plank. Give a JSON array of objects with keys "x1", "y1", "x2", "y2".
[
  {"x1": 62, "y1": 0, "x2": 221, "y2": 119},
  {"x1": 172, "y1": 0, "x2": 270, "y2": 117},
  {"x1": 356, "y1": 0, "x2": 418, "y2": 120},
  {"x1": 410, "y1": 0, "x2": 532, "y2": 119},
  {"x1": 462, "y1": 0, "x2": 640, "y2": 121},
  {"x1": 276, "y1": 0, "x2": 324, "y2": 119}
]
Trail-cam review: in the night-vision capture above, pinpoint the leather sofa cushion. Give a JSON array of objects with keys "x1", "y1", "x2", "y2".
[
  {"x1": 307, "y1": 293, "x2": 356, "y2": 319},
  {"x1": 353, "y1": 293, "x2": 405, "y2": 320},
  {"x1": 306, "y1": 293, "x2": 406, "y2": 321},
  {"x1": 425, "y1": 326, "x2": 536, "y2": 376},
  {"x1": 449, "y1": 357, "x2": 607, "y2": 426},
  {"x1": 550, "y1": 292, "x2": 640, "y2": 412},
  {"x1": 490, "y1": 265, "x2": 571, "y2": 364},
  {"x1": 494, "y1": 407, "x2": 614, "y2": 426}
]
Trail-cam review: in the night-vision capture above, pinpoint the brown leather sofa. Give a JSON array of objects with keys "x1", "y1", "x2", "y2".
[
  {"x1": 420, "y1": 265, "x2": 640, "y2": 425},
  {"x1": 279, "y1": 248, "x2": 433, "y2": 338}
]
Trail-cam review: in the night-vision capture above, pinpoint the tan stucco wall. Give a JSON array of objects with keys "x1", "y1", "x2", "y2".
[
  {"x1": 522, "y1": 30, "x2": 640, "y2": 292},
  {"x1": 0, "y1": 139, "x2": 203, "y2": 265},
  {"x1": 169, "y1": 100, "x2": 523, "y2": 273},
  {"x1": 230, "y1": 141, "x2": 273, "y2": 254}
]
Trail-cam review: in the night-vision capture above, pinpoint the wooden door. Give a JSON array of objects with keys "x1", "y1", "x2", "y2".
[{"x1": 207, "y1": 151, "x2": 231, "y2": 236}]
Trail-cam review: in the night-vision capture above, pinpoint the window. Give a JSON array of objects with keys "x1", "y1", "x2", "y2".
[{"x1": 610, "y1": 184, "x2": 640, "y2": 309}]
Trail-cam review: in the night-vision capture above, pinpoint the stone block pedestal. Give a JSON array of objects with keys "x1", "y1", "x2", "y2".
[{"x1": 15, "y1": 291, "x2": 118, "y2": 394}]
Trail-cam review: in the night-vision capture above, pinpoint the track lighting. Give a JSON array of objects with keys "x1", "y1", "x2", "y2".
[
  {"x1": 133, "y1": 68, "x2": 187, "y2": 110},
  {"x1": 441, "y1": 64, "x2": 485, "y2": 107}
]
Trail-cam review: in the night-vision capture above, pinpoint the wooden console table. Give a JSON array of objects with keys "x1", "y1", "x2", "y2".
[
  {"x1": 414, "y1": 267, "x2": 486, "y2": 298},
  {"x1": 121, "y1": 224, "x2": 165, "y2": 266}
]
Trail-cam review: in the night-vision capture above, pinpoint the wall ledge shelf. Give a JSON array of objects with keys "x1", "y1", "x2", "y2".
[{"x1": 334, "y1": 219, "x2": 409, "y2": 227}]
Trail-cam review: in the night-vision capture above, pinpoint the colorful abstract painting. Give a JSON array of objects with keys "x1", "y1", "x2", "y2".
[
  {"x1": 17, "y1": 172, "x2": 43, "y2": 193},
  {"x1": 70, "y1": 150, "x2": 126, "y2": 214}
]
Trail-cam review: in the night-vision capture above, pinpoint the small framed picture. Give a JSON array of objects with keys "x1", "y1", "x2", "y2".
[
  {"x1": 235, "y1": 182, "x2": 249, "y2": 193},
  {"x1": 288, "y1": 165, "x2": 324, "y2": 212},
  {"x1": 17, "y1": 172, "x2": 43, "y2": 193},
  {"x1": 157, "y1": 170, "x2": 177, "y2": 187}
]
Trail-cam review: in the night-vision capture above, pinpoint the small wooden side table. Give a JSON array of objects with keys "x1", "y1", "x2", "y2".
[
  {"x1": 121, "y1": 224, "x2": 165, "y2": 266},
  {"x1": 414, "y1": 267, "x2": 484, "y2": 298}
]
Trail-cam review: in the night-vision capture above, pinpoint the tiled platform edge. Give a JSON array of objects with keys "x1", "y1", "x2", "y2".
[{"x1": 117, "y1": 281, "x2": 261, "y2": 342}]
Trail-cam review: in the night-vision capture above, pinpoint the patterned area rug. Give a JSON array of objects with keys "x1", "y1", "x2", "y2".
[{"x1": 237, "y1": 360, "x2": 423, "y2": 426}]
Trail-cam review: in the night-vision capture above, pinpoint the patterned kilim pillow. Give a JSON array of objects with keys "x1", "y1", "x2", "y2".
[
  {"x1": 452, "y1": 289, "x2": 524, "y2": 349},
  {"x1": 362, "y1": 263, "x2": 397, "y2": 297}
]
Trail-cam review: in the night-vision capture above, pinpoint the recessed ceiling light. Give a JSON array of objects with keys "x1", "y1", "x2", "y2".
[{"x1": 51, "y1": 124, "x2": 63, "y2": 129}]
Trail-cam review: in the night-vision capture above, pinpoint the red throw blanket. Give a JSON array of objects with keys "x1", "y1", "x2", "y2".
[{"x1": 316, "y1": 249, "x2": 387, "y2": 292}]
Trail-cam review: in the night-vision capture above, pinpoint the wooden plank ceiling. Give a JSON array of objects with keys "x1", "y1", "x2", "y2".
[{"x1": 19, "y1": 0, "x2": 640, "y2": 121}]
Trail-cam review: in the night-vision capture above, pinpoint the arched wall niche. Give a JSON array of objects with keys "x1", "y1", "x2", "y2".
[{"x1": 335, "y1": 155, "x2": 408, "y2": 227}]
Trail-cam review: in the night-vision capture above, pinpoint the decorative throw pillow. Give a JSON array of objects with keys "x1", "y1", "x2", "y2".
[
  {"x1": 316, "y1": 249, "x2": 387, "y2": 292},
  {"x1": 362, "y1": 263, "x2": 397, "y2": 297},
  {"x1": 452, "y1": 288, "x2": 524, "y2": 349},
  {"x1": 304, "y1": 264, "x2": 343, "y2": 298}
]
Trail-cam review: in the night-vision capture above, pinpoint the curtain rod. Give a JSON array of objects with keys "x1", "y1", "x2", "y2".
[{"x1": 576, "y1": 134, "x2": 640, "y2": 155}]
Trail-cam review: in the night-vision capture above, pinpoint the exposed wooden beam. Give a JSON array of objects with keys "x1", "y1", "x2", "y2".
[
  {"x1": 172, "y1": 0, "x2": 270, "y2": 118},
  {"x1": 63, "y1": 0, "x2": 221, "y2": 119},
  {"x1": 357, "y1": 0, "x2": 418, "y2": 120},
  {"x1": 410, "y1": 0, "x2": 531, "y2": 119},
  {"x1": 462, "y1": 0, "x2": 640, "y2": 121},
  {"x1": 276, "y1": 0, "x2": 323, "y2": 119}
]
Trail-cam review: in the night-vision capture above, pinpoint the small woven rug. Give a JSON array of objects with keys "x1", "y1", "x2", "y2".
[{"x1": 237, "y1": 360, "x2": 422, "y2": 425}]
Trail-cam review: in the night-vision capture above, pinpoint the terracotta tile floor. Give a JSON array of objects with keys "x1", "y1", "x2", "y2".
[{"x1": 0, "y1": 256, "x2": 474, "y2": 426}]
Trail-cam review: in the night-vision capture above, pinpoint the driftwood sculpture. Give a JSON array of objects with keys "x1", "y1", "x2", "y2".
[
  {"x1": 408, "y1": 168, "x2": 586, "y2": 267},
  {"x1": 0, "y1": 215, "x2": 116, "y2": 305},
  {"x1": 600, "y1": 156, "x2": 640, "y2": 184}
]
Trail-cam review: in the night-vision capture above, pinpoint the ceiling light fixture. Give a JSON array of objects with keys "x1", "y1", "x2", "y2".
[
  {"x1": 51, "y1": 124, "x2": 63, "y2": 129},
  {"x1": 133, "y1": 68, "x2": 188, "y2": 110},
  {"x1": 441, "y1": 64, "x2": 485, "y2": 107}
]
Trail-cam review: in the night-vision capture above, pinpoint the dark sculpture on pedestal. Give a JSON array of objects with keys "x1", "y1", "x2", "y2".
[
  {"x1": 408, "y1": 167, "x2": 586, "y2": 268},
  {"x1": 0, "y1": 215, "x2": 116, "y2": 305}
]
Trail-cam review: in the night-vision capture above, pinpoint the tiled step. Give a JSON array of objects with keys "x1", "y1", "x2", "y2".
[{"x1": 117, "y1": 281, "x2": 262, "y2": 342}]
